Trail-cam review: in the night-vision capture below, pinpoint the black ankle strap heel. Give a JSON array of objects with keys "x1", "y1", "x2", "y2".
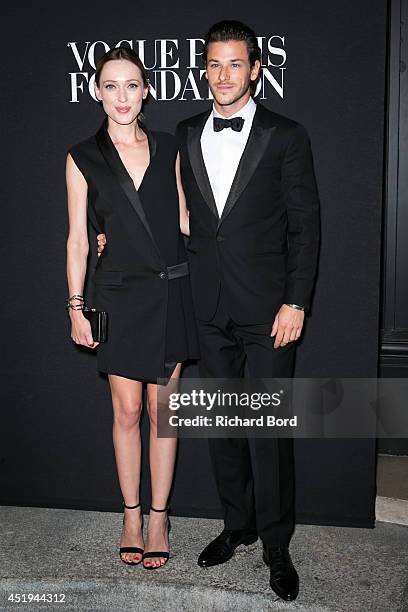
[
  {"x1": 120, "y1": 501, "x2": 144, "y2": 565},
  {"x1": 123, "y1": 501, "x2": 141, "y2": 509},
  {"x1": 142, "y1": 505, "x2": 171, "y2": 569}
]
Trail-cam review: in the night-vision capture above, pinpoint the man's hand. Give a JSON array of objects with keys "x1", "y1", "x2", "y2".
[
  {"x1": 271, "y1": 304, "x2": 305, "y2": 348},
  {"x1": 97, "y1": 233, "x2": 106, "y2": 256}
]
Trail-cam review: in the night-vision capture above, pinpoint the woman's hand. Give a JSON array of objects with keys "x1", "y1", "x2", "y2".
[
  {"x1": 97, "y1": 233, "x2": 107, "y2": 255},
  {"x1": 69, "y1": 310, "x2": 99, "y2": 349}
]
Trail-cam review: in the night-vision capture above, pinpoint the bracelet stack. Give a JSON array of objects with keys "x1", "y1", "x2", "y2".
[{"x1": 65, "y1": 294, "x2": 84, "y2": 311}]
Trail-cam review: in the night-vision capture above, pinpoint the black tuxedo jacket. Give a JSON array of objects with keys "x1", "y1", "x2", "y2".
[{"x1": 175, "y1": 102, "x2": 321, "y2": 324}]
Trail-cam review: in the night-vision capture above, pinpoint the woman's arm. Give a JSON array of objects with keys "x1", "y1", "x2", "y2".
[
  {"x1": 175, "y1": 152, "x2": 190, "y2": 237},
  {"x1": 66, "y1": 153, "x2": 98, "y2": 348}
]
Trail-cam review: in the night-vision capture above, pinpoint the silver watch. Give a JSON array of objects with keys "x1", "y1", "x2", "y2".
[{"x1": 285, "y1": 303, "x2": 304, "y2": 311}]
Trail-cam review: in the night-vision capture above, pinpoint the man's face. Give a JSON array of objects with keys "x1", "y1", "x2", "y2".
[{"x1": 205, "y1": 40, "x2": 260, "y2": 108}]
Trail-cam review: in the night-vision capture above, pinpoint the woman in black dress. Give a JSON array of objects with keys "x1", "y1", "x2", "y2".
[{"x1": 65, "y1": 47, "x2": 199, "y2": 569}]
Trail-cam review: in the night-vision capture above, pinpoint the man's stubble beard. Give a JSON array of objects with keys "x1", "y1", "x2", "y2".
[{"x1": 211, "y1": 82, "x2": 252, "y2": 108}]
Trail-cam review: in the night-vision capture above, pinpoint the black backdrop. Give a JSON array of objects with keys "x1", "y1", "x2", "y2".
[{"x1": 1, "y1": 0, "x2": 387, "y2": 527}]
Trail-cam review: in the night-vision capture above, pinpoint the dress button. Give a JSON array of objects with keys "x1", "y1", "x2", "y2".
[
  {"x1": 159, "y1": 271, "x2": 167, "y2": 279},
  {"x1": 216, "y1": 235, "x2": 225, "y2": 242}
]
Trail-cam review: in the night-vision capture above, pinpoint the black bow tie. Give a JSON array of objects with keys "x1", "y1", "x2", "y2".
[{"x1": 213, "y1": 116, "x2": 245, "y2": 132}]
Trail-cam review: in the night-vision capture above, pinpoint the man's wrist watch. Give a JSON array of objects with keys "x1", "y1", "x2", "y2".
[{"x1": 285, "y1": 303, "x2": 304, "y2": 311}]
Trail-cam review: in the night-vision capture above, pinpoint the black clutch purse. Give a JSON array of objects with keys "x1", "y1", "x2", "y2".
[{"x1": 82, "y1": 307, "x2": 108, "y2": 343}]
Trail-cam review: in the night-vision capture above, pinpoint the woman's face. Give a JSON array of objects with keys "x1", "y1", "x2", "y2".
[{"x1": 94, "y1": 59, "x2": 148, "y2": 125}]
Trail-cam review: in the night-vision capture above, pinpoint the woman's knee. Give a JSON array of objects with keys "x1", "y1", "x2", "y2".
[{"x1": 113, "y1": 398, "x2": 143, "y2": 428}]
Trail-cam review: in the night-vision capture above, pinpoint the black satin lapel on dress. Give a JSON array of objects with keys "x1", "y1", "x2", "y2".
[
  {"x1": 144, "y1": 122, "x2": 157, "y2": 160},
  {"x1": 218, "y1": 109, "x2": 276, "y2": 228},
  {"x1": 187, "y1": 111, "x2": 219, "y2": 219},
  {"x1": 95, "y1": 117, "x2": 163, "y2": 261}
]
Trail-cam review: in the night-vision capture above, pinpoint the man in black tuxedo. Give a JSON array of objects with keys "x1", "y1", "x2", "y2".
[
  {"x1": 175, "y1": 20, "x2": 320, "y2": 601},
  {"x1": 97, "y1": 20, "x2": 320, "y2": 601}
]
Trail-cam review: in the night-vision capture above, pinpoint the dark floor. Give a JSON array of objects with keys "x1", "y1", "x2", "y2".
[{"x1": 0, "y1": 505, "x2": 407, "y2": 612}]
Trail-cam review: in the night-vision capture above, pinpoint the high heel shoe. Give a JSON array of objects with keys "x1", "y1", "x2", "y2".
[
  {"x1": 119, "y1": 501, "x2": 144, "y2": 566},
  {"x1": 142, "y1": 505, "x2": 171, "y2": 569}
]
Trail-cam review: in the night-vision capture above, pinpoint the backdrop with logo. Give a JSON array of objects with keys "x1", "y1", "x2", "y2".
[{"x1": 1, "y1": 0, "x2": 387, "y2": 527}]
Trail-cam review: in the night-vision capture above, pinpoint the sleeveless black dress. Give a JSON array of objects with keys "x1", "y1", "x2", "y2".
[{"x1": 68, "y1": 116, "x2": 200, "y2": 383}]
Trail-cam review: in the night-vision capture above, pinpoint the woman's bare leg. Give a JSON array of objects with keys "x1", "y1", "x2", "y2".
[
  {"x1": 144, "y1": 363, "x2": 182, "y2": 567},
  {"x1": 108, "y1": 373, "x2": 144, "y2": 563}
]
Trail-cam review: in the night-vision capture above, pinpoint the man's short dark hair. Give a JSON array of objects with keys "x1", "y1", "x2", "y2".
[{"x1": 203, "y1": 20, "x2": 262, "y2": 67}]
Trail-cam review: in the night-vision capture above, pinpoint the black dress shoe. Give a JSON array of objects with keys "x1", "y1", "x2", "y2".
[
  {"x1": 198, "y1": 529, "x2": 258, "y2": 567},
  {"x1": 263, "y1": 544, "x2": 299, "y2": 601}
]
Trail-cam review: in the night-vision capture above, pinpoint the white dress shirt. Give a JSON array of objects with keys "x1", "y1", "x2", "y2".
[{"x1": 201, "y1": 96, "x2": 257, "y2": 216}]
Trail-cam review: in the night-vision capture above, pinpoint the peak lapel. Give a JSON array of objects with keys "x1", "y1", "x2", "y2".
[
  {"x1": 95, "y1": 117, "x2": 163, "y2": 263},
  {"x1": 218, "y1": 104, "x2": 276, "y2": 228},
  {"x1": 187, "y1": 110, "x2": 219, "y2": 219}
]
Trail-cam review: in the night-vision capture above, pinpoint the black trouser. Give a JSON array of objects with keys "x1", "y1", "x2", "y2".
[{"x1": 197, "y1": 288, "x2": 296, "y2": 546}]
